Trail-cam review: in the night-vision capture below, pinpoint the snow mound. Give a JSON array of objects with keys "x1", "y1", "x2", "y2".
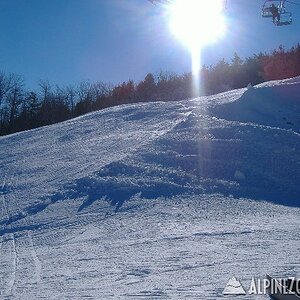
[
  {"x1": 212, "y1": 76, "x2": 300, "y2": 132},
  {"x1": 0, "y1": 77, "x2": 299, "y2": 232}
]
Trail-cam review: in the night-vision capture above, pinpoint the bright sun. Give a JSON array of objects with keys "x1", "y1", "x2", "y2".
[
  {"x1": 168, "y1": 0, "x2": 226, "y2": 49},
  {"x1": 167, "y1": 0, "x2": 226, "y2": 95}
]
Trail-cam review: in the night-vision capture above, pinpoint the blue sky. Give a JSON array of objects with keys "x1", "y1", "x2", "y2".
[{"x1": 0, "y1": 0, "x2": 299, "y2": 89}]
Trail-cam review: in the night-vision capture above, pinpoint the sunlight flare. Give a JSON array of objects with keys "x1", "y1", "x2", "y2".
[
  {"x1": 168, "y1": 0, "x2": 227, "y2": 96},
  {"x1": 169, "y1": 0, "x2": 226, "y2": 48},
  {"x1": 191, "y1": 44, "x2": 201, "y2": 96}
]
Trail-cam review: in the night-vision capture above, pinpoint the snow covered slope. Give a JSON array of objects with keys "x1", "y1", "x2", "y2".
[{"x1": 0, "y1": 77, "x2": 299, "y2": 299}]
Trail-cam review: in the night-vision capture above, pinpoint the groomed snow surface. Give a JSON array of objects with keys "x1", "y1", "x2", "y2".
[{"x1": 0, "y1": 77, "x2": 300, "y2": 299}]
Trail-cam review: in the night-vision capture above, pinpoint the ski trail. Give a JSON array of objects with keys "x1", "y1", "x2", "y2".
[
  {"x1": 28, "y1": 231, "x2": 42, "y2": 284},
  {"x1": 1, "y1": 174, "x2": 17, "y2": 298},
  {"x1": 1, "y1": 170, "x2": 42, "y2": 296},
  {"x1": 8, "y1": 232, "x2": 17, "y2": 297},
  {"x1": 0, "y1": 176, "x2": 5, "y2": 244},
  {"x1": 1, "y1": 194, "x2": 17, "y2": 298},
  {"x1": 1, "y1": 176, "x2": 7, "y2": 221}
]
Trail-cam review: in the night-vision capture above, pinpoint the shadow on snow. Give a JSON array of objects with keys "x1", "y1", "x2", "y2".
[{"x1": 1, "y1": 111, "x2": 299, "y2": 234}]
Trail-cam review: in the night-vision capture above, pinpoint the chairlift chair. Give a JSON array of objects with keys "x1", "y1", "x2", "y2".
[
  {"x1": 274, "y1": 11, "x2": 292, "y2": 25},
  {"x1": 262, "y1": 0, "x2": 285, "y2": 18},
  {"x1": 262, "y1": 0, "x2": 293, "y2": 26}
]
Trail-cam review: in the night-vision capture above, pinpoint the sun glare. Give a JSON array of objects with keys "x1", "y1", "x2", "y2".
[
  {"x1": 169, "y1": 0, "x2": 226, "y2": 49},
  {"x1": 168, "y1": 0, "x2": 226, "y2": 96}
]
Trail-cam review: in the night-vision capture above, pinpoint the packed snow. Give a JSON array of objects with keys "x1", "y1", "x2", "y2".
[{"x1": 0, "y1": 77, "x2": 299, "y2": 299}]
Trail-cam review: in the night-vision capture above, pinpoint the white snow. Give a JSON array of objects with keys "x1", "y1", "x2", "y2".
[{"x1": 0, "y1": 77, "x2": 299, "y2": 299}]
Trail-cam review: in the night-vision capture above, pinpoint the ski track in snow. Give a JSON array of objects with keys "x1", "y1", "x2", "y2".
[
  {"x1": 0, "y1": 77, "x2": 300, "y2": 299},
  {"x1": 27, "y1": 231, "x2": 42, "y2": 284},
  {"x1": 1, "y1": 188, "x2": 17, "y2": 298},
  {"x1": 1, "y1": 171, "x2": 43, "y2": 298}
]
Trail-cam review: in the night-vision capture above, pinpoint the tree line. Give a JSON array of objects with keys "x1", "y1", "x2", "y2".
[{"x1": 1, "y1": 43, "x2": 299, "y2": 136}]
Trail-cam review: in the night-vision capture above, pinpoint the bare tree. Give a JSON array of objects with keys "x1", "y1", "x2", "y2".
[
  {"x1": 6, "y1": 75, "x2": 24, "y2": 125},
  {"x1": 65, "y1": 85, "x2": 77, "y2": 112},
  {"x1": 77, "y1": 81, "x2": 92, "y2": 102},
  {"x1": 0, "y1": 72, "x2": 23, "y2": 107},
  {"x1": 38, "y1": 79, "x2": 52, "y2": 102}
]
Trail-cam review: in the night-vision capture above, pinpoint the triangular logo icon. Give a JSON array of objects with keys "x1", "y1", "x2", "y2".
[{"x1": 223, "y1": 277, "x2": 246, "y2": 295}]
